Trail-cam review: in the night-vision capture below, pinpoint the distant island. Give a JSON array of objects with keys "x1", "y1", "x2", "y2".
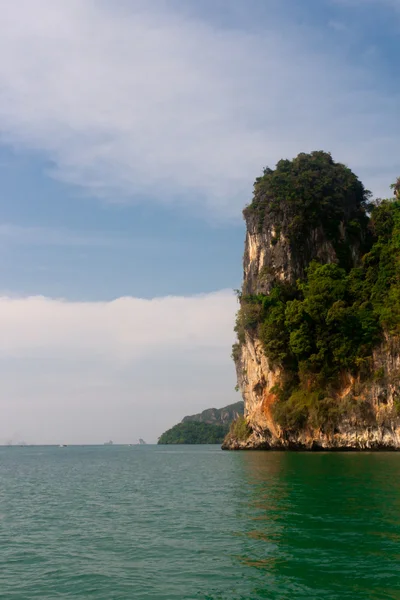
[{"x1": 158, "y1": 401, "x2": 243, "y2": 444}]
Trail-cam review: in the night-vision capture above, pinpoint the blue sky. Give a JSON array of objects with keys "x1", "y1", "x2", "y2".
[
  {"x1": 0, "y1": 0, "x2": 398, "y2": 443},
  {"x1": 0, "y1": 147, "x2": 243, "y2": 300}
]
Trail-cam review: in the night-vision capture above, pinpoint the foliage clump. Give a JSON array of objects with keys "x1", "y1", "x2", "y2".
[
  {"x1": 244, "y1": 150, "x2": 371, "y2": 267},
  {"x1": 228, "y1": 416, "x2": 251, "y2": 441}
]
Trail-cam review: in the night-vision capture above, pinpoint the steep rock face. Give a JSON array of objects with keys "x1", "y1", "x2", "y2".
[
  {"x1": 242, "y1": 213, "x2": 339, "y2": 296},
  {"x1": 224, "y1": 334, "x2": 400, "y2": 450},
  {"x1": 241, "y1": 175, "x2": 365, "y2": 296},
  {"x1": 224, "y1": 152, "x2": 400, "y2": 450}
]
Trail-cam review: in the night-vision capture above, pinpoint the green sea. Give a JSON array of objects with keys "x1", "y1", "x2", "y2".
[{"x1": 1, "y1": 446, "x2": 400, "y2": 599}]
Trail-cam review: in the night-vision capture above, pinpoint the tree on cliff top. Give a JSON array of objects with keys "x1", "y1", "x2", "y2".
[
  {"x1": 391, "y1": 177, "x2": 400, "y2": 200},
  {"x1": 245, "y1": 151, "x2": 371, "y2": 249}
]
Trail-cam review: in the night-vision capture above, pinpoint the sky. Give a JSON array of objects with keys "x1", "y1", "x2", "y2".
[{"x1": 0, "y1": 0, "x2": 399, "y2": 444}]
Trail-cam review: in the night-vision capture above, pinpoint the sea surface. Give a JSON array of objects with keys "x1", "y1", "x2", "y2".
[{"x1": 1, "y1": 445, "x2": 400, "y2": 599}]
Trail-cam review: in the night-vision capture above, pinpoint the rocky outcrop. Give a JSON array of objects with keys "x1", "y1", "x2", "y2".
[
  {"x1": 242, "y1": 213, "x2": 339, "y2": 296},
  {"x1": 224, "y1": 152, "x2": 400, "y2": 450},
  {"x1": 223, "y1": 334, "x2": 400, "y2": 450}
]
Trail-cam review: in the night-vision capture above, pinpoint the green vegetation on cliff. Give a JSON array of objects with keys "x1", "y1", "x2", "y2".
[
  {"x1": 227, "y1": 416, "x2": 251, "y2": 441},
  {"x1": 235, "y1": 151, "x2": 400, "y2": 435},
  {"x1": 244, "y1": 150, "x2": 371, "y2": 269}
]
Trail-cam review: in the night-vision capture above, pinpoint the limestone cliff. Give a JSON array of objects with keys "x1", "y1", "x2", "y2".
[{"x1": 223, "y1": 152, "x2": 400, "y2": 450}]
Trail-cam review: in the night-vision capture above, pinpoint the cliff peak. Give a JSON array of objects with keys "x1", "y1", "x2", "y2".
[{"x1": 241, "y1": 150, "x2": 370, "y2": 295}]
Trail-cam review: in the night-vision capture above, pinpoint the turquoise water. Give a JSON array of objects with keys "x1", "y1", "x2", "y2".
[{"x1": 1, "y1": 446, "x2": 400, "y2": 599}]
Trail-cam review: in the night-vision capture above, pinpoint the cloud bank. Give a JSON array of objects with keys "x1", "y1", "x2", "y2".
[
  {"x1": 0, "y1": 0, "x2": 398, "y2": 218},
  {"x1": 0, "y1": 290, "x2": 238, "y2": 444}
]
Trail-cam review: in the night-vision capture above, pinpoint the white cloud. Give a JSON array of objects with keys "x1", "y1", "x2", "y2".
[
  {"x1": 0, "y1": 290, "x2": 238, "y2": 444},
  {"x1": 0, "y1": 290, "x2": 236, "y2": 360},
  {"x1": 0, "y1": 0, "x2": 398, "y2": 218}
]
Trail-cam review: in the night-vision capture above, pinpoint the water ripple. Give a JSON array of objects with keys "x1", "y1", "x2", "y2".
[{"x1": 1, "y1": 447, "x2": 400, "y2": 599}]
